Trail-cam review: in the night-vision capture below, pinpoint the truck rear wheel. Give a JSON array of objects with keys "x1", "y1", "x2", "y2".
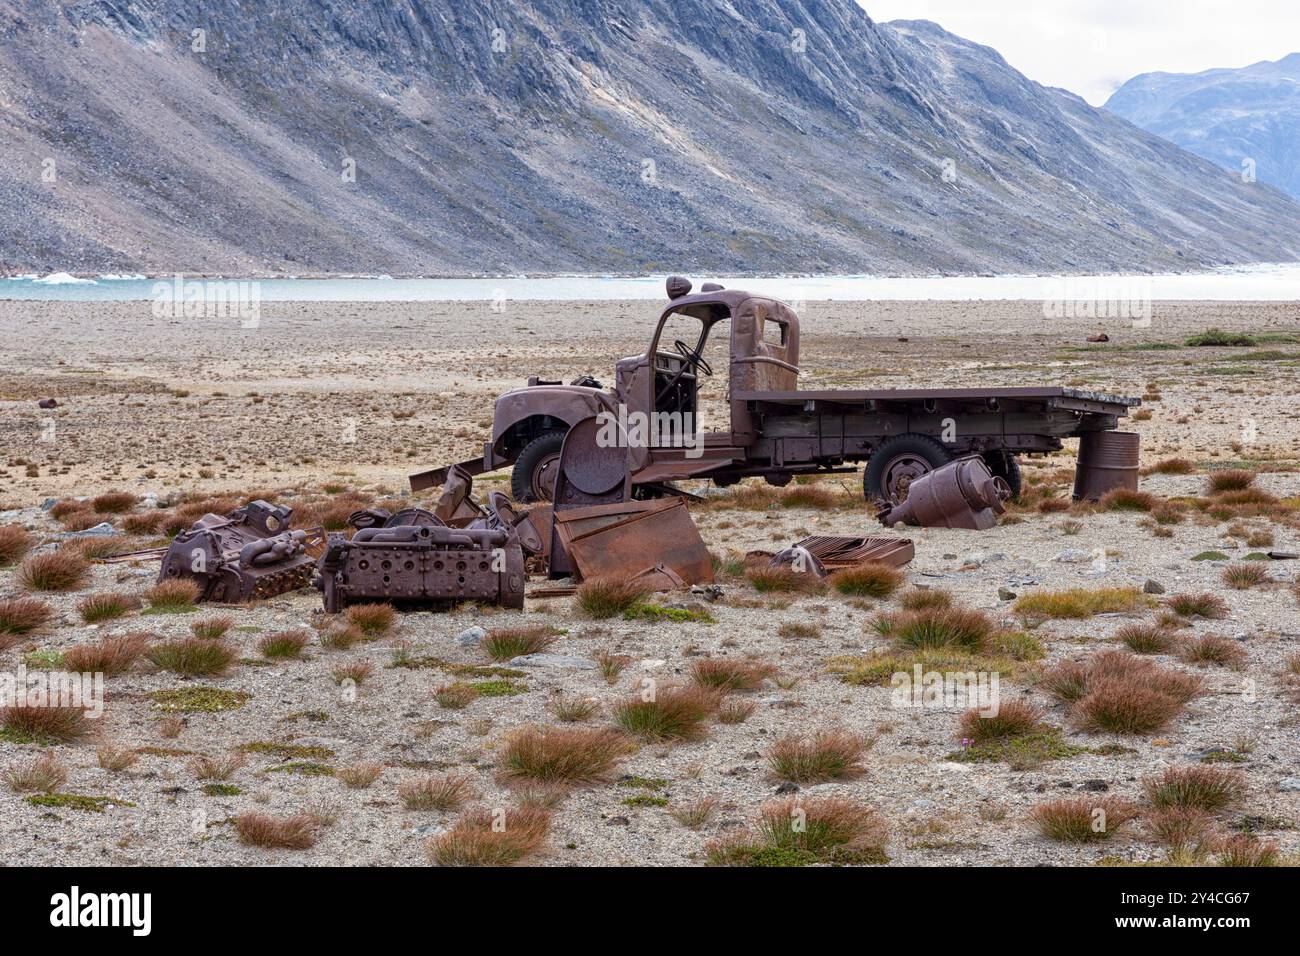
[
  {"x1": 863, "y1": 434, "x2": 955, "y2": 505},
  {"x1": 511, "y1": 430, "x2": 566, "y2": 503}
]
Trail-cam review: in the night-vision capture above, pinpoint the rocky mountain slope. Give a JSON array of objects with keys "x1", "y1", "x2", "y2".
[
  {"x1": 1, "y1": 0, "x2": 1298, "y2": 276},
  {"x1": 1106, "y1": 53, "x2": 1300, "y2": 200}
]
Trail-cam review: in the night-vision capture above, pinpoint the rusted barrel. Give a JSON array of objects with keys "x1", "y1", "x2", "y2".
[{"x1": 1073, "y1": 431, "x2": 1140, "y2": 500}]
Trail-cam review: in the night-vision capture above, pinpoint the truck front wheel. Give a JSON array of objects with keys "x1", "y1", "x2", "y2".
[
  {"x1": 863, "y1": 434, "x2": 955, "y2": 505},
  {"x1": 511, "y1": 430, "x2": 567, "y2": 502}
]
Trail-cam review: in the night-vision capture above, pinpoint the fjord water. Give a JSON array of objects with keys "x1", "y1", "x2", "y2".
[{"x1": 3, "y1": 263, "x2": 1299, "y2": 302}]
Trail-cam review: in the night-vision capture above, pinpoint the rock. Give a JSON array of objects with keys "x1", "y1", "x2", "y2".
[
  {"x1": 1053, "y1": 548, "x2": 1092, "y2": 564},
  {"x1": 1277, "y1": 778, "x2": 1300, "y2": 792},
  {"x1": 508, "y1": 653, "x2": 597, "y2": 670},
  {"x1": 66, "y1": 522, "x2": 118, "y2": 537},
  {"x1": 774, "y1": 781, "x2": 799, "y2": 795},
  {"x1": 689, "y1": 584, "x2": 723, "y2": 602},
  {"x1": 40, "y1": 498, "x2": 57, "y2": 511},
  {"x1": 1142, "y1": 579, "x2": 1165, "y2": 594},
  {"x1": 997, "y1": 587, "x2": 1017, "y2": 601},
  {"x1": 37, "y1": 398, "x2": 58, "y2": 408},
  {"x1": 605, "y1": 816, "x2": 630, "y2": 826},
  {"x1": 1086, "y1": 333, "x2": 1109, "y2": 343},
  {"x1": 1082, "y1": 779, "x2": 1109, "y2": 792},
  {"x1": 453, "y1": 626, "x2": 485, "y2": 647}
]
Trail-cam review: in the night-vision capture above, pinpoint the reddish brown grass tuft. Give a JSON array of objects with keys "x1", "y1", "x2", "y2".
[
  {"x1": 399, "y1": 772, "x2": 474, "y2": 810},
  {"x1": 0, "y1": 597, "x2": 54, "y2": 643},
  {"x1": 344, "y1": 602, "x2": 395, "y2": 636},
  {"x1": 258, "y1": 630, "x2": 310, "y2": 659},
  {"x1": 898, "y1": 588, "x2": 953, "y2": 611},
  {"x1": 689, "y1": 657, "x2": 777, "y2": 692},
  {"x1": 76, "y1": 591, "x2": 139, "y2": 623},
  {"x1": 1042, "y1": 651, "x2": 1201, "y2": 735},
  {"x1": 1099, "y1": 488, "x2": 1158, "y2": 512},
  {"x1": 744, "y1": 565, "x2": 827, "y2": 595},
  {"x1": 0, "y1": 525, "x2": 35, "y2": 566},
  {"x1": 958, "y1": 699, "x2": 1043, "y2": 742},
  {"x1": 612, "y1": 685, "x2": 719, "y2": 741},
  {"x1": 575, "y1": 578, "x2": 650, "y2": 618},
  {"x1": 874, "y1": 606, "x2": 996, "y2": 652},
  {"x1": 63, "y1": 633, "x2": 149, "y2": 676},
  {"x1": 828, "y1": 561, "x2": 905, "y2": 599},
  {"x1": 1116, "y1": 622, "x2": 1176, "y2": 654},
  {"x1": 0, "y1": 705, "x2": 93, "y2": 743},
  {"x1": 1222, "y1": 563, "x2": 1269, "y2": 590},
  {"x1": 1145, "y1": 766, "x2": 1245, "y2": 812},
  {"x1": 428, "y1": 803, "x2": 552, "y2": 866},
  {"x1": 3, "y1": 751, "x2": 68, "y2": 793},
  {"x1": 1166, "y1": 592, "x2": 1229, "y2": 619},
  {"x1": 766, "y1": 729, "x2": 866, "y2": 782},
  {"x1": 190, "y1": 616, "x2": 233, "y2": 640},
  {"x1": 1207, "y1": 469, "x2": 1255, "y2": 493},
  {"x1": 147, "y1": 637, "x2": 236, "y2": 676},
  {"x1": 143, "y1": 578, "x2": 200, "y2": 610},
  {"x1": 18, "y1": 550, "x2": 91, "y2": 592},
  {"x1": 483, "y1": 625, "x2": 558, "y2": 661},
  {"x1": 1179, "y1": 633, "x2": 1247, "y2": 669},
  {"x1": 1031, "y1": 796, "x2": 1139, "y2": 842},
  {"x1": 235, "y1": 812, "x2": 320, "y2": 849},
  {"x1": 92, "y1": 492, "x2": 137, "y2": 514},
  {"x1": 498, "y1": 726, "x2": 634, "y2": 784}
]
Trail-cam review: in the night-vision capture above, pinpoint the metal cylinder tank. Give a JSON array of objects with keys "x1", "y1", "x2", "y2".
[{"x1": 1073, "y1": 431, "x2": 1140, "y2": 500}]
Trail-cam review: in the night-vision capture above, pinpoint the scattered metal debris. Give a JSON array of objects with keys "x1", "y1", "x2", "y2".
[
  {"x1": 877, "y1": 455, "x2": 1010, "y2": 531},
  {"x1": 750, "y1": 534, "x2": 914, "y2": 576},
  {"x1": 551, "y1": 497, "x2": 714, "y2": 587},
  {"x1": 158, "y1": 500, "x2": 322, "y2": 603}
]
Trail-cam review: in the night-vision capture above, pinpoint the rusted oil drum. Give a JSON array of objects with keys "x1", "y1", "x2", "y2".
[{"x1": 1073, "y1": 431, "x2": 1140, "y2": 501}]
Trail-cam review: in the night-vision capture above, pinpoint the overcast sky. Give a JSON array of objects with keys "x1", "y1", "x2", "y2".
[{"x1": 863, "y1": 0, "x2": 1300, "y2": 105}]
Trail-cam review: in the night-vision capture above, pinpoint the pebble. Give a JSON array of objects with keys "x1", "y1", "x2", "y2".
[
  {"x1": 1277, "y1": 778, "x2": 1300, "y2": 792},
  {"x1": 1053, "y1": 548, "x2": 1092, "y2": 564},
  {"x1": 508, "y1": 653, "x2": 597, "y2": 670},
  {"x1": 453, "y1": 626, "x2": 485, "y2": 647},
  {"x1": 1143, "y1": 579, "x2": 1166, "y2": 594}
]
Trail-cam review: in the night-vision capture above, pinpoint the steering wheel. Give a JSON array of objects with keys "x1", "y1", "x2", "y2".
[{"x1": 673, "y1": 339, "x2": 713, "y2": 376}]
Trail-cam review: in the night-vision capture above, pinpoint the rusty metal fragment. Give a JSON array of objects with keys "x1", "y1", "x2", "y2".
[
  {"x1": 315, "y1": 506, "x2": 524, "y2": 612},
  {"x1": 788, "y1": 535, "x2": 915, "y2": 570},
  {"x1": 877, "y1": 456, "x2": 1010, "y2": 531},
  {"x1": 552, "y1": 497, "x2": 713, "y2": 587},
  {"x1": 158, "y1": 500, "x2": 322, "y2": 603}
]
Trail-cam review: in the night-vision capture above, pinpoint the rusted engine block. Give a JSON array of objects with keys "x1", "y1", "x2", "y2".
[
  {"x1": 315, "y1": 507, "x2": 525, "y2": 612},
  {"x1": 158, "y1": 500, "x2": 321, "y2": 603}
]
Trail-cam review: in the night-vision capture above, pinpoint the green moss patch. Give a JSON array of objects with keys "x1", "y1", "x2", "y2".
[
  {"x1": 26, "y1": 793, "x2": 136, "y2": 813},
  {"x1": 148, "y1": 687, "x2": 251, "y2": 713}
]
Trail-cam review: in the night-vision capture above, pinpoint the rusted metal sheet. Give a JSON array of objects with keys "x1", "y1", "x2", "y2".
[
  {"x1": 877, "y1": 455, "x2": 1010, "y2": 531},
  {"x1": 1073, "y1": 430, "x2": 1140, "y2": 501},
  {"x1": 158, "y1": 500, "x2": 322, "y2": 603},
  {"x1": 553, "y1": 497, "x2": 713, "y2": 587},
  {"x1": 789, "y1": 535, "x2": 916, "y2": 569},
  {"x1": 315, "y1": 507, "x2": 524, "y2": 612}
]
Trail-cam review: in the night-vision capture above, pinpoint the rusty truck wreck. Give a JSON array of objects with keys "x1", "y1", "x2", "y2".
[{"x1": 412, "y1": 277, "x2": 1140, "y2": 505}]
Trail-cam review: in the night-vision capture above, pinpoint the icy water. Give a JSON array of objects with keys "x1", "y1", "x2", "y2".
[{"x1": 3, "y1": 262, "x2": 1299, "y2": 301}]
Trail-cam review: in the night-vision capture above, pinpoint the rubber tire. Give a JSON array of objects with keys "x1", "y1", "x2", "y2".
[
  {"x1": 983, "y1": 451, "x2": 1023, "y2": 501},
  {"x1": 511, "y1": 430, "x2": 567, "y2": 503},
  {"x1": 863, "y1": 433, "x2": 955, "y2": 504}
]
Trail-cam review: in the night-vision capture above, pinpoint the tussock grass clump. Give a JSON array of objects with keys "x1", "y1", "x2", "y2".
[
  {"x1": 777, "y1": 621, "x2": 820, "y2": 639},
  {"x1": 744, "y1": 565, "x2": 826, "y2": 595},
  {"x1": 595, "y1": 651, "x2": 630, "y2": 684},
  {"x1": 1148, "y1": 806, "x2": 1211, "y2": 852},
  {"x1": 63, "y1": 633, "x2": 148, "y2": 676},
  {"x1": 1116, "y1": 623, "x2": 1176, "y2": 655},
  {"x1": 576, "y1": 578, "x2": 650, "y2": 619},
  {"x1": 344, "y1": 603, "x2": 395, "y2": 636},
  {"x1": 319, "y1": 625, "x2": 364, "y2": 650},
  {"x1": 671, "y1": 796, "x2": 718, "y2": 829},
  {"x1": 400, "y1": 772, "x2": 474, "y2": 811},
  {"x1": 337, "y1": 763, "x2": 383, "y2": 789},
  {"x1": 259, "y1": 630, "x2": 309, "y2": 659},
  {"x1": 550, "y1": 696, "x2": 598, "y2": 723},
  {"x1": 1215, "y1": 834, "x2": 1280, "y2": 867},
  {"x1": 435, "y1": 682, "x2": 478, "y2": 709},
  {"x1": 331, "y1": 660, "x2": 373, "y2": 685},
  {"x1": 1013, "y1": 587, "x2": 1150, "y2": 620},
  {"x1": 1151, "y1": 504, "x2": 1186, "y2": 526},
  {"x1": 1207, "y1": 469, "x2": 1256, "y2": 493},
  {"x1": 1, "y1": 705, "x2": 92, "y2": 743},
  {"x1": 828, "y1": 561, "x2": 904, "y2": 599},
  {"x1": 1041, "y1": 651, "x2": 1201, "y2": 735},
  {"x1": 483, "y1": 625, "x2": 559, "y2": 661},
  {"x1": 1145, "y1": 766, "x2": 1245, "y2": 813},
  {"x1": 122, "y1": 512, "x2": 165, "y2": 535},
  {"x1": 1147, "y1": 457, "x2": 1196, "y2": 476},
  {"x1": 428, "y1": 803, "x2": 552, "y2": 866},
  {"x1": 958, "y1": 699, "x2": 1043, "y2": 743},
  {"x1": 91, "y1": 492, "x2": 137, "y2": 514},
  {"x1": 708, "y1": 797, "x2": 889, "y2": 867},
  {"x1": 898, "y1": 588, "x2": 953, "y2": 612},
  {"x1": 143, "y1": 578, "x2": 200, "y2": 611},
  {"x1": 689, "y1": 657, "x2": 777, "y2": 692},
  {"x1": 0, "y1": 597, "x2": 54, "y2": 642},
  {"x1": 3, "y1": 751, "x2": 67, "y2": 793},
  {"x1": 780, "y1": 485, "x2": 837, "y2": 509},
  {"x1": 235, "y1": 812, "x2": 321, "y2": 849},
  {"x1": 874, "y1": 606, "x2": 996, "y2": 652},
  {"x1": 766, "y1": 729, "x2": 865, "y2": 782},
  {"x1": 190, "y1": 752, "x2": 246, "y2": 781},
  {"x1": 76, "y1": 591, "x2": 139, "y2": 623},
  {"x1": 18, "y1": 550, "x2": 91, "y2": 592},
  {"x1": 147, "y1": 637, "x2": 237, "y2": 676},
  {"x1": 1099, "y1": 488, "x2": 1158, "y2": 512},
  {"x1": 498, "y1": 726, "x2": 633, "y2": 784},
  {"x1": 1031, "y1": 796, "x2": 1139, "y2": 842},
  {"x1": 191, "y1": 616, "x2": 233, "y2": 640},
  {"x1": 0, "y1": 525, "x2": 35, "y2": 566},
  {"x1": 717, "y1": 698, "x2": 757, "y2": 724},
  {"x1": 96, "y1": 746, "x2": 139, "y2": 772},
  {"x1": 1222, "y1": 563, "x2": 1268, "y2": 590},
  {"x1": 1166, "y1": 592, "x2": 1229, "y2": 619},
  {"x1": 613, "y1": 686, "x2": 719, "y2": 742},
  {"x1": 1179, "y1": 634, "x2": 1247, "y2": 669}
]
